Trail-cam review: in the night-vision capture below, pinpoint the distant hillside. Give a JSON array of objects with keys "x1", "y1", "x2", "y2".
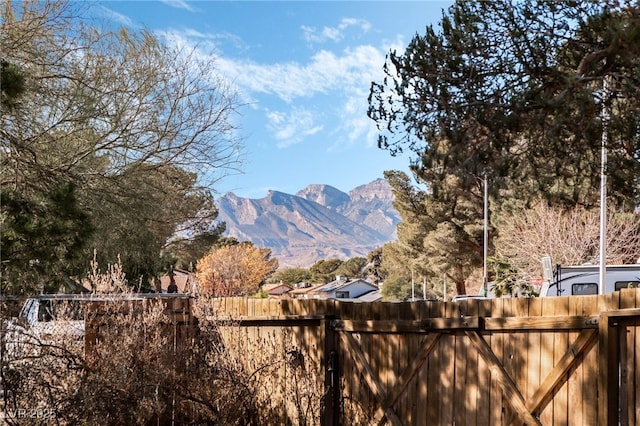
[{"x1": 215, "y1": 179, "x2": 400, "y2": 268}]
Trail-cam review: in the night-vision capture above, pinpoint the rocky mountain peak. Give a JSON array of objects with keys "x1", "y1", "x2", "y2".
[
  {"x1": 295, "y1": 184, "x2": 350, "y2": 210},
  {"x1": 215, "y1": 180, "x2": 400, "y2": 268},
  {"x1": 349, "y1": 178, "x2": 394, "y2": 202}
]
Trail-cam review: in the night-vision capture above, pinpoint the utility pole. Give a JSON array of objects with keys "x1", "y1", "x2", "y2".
[
  {"x1": 483, "y1": 173, "x2": 489, "y2": 297},
  {"x1": 599, "y1": 75, "x2": 610, "y2": 295}
]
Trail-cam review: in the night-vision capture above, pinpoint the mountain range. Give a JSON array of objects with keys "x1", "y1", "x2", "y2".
[{"x1": 215, "y1": 179, "x2": 400, "y2": 268}]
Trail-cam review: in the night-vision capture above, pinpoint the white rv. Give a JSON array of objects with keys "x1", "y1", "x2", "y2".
[{"x1": 539, "y1": 261, "x2": 640, "y2": 297}]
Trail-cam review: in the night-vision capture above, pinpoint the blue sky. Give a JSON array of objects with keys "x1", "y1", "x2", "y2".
[{"x1": 98, "y1": 1, "x2": 452, "y2": 199}]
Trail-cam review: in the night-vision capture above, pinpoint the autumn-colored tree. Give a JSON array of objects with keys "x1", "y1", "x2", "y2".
[{"x1": 196, "y1": 243, "x2": 278, "y2": 297}]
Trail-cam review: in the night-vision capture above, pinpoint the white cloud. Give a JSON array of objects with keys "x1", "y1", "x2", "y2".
[
  {"x1": 343, "y1": 98, "x2": 376, "y2": 146},
  {"x1": 156, "y1": 26, "x2": 407, "y2": 152},
  {"x1": 216, "y1": 44, "x2": 385, "y2": 103},
  {"x1": 155, "y1": 26, "x2": 406, "y2": 103},
  {"x1": 99, "y1": 6, "x2": 137, "y2": 28},
  {"x1": 155, "y1": 27, "x2": 251, "y2": 56},
  {"x1": 159, "y1": 0, "x2": 198, "y2": 12},
  {"x1": 217, "y1": 43, "x2": 392, "y2": 150},
  {"x1": 302, "y1": 18, "x2": 371, "y2": 43},
  {"x1": 266, "y1": 108, "x2": 324, "y2": 148}
]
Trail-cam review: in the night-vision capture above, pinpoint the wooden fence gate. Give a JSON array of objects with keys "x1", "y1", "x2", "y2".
[{"x1": 212, "y1": 289, "x2": 640, "y2": 426}]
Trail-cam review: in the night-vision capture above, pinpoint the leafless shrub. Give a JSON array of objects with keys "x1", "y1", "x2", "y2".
[
  {"x1": 1, "y1": 305, "x2": 86, "y2": 426},
  {"x1": 340, "y1": 391, "x2": 371, "y2": 426},
  {"x1": 86, "y1": 251, "x2": 129, "y2": 294},
  {"x1": 1, "y1": 264, "x2": 326, "y2": 425},
  {"x1": 1, "y1": 295, "x2": 261, "y2": 425},
  {"x1": 206, "y1": 311, "x2": 325, "y2": 426}
]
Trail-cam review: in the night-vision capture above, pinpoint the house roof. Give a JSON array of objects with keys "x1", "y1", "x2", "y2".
[
  {"x1": 314, "y1": 278, "x2": 377, "y2": 293},
  {"x1": 263, "y1": 283, "x2": 288, "y2": 291},
  {"x1": 357, "y1": 290, "x2": 382, "y2": 302},
  {"x1": 289, "y1": 284, "x2": 322, "y2": 295},
  {"x1": 262, "y1": 283, "x2": 292, "y2": 295}
]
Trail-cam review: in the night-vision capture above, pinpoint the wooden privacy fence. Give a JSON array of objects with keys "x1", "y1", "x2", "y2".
[
  {"x1": 211, "y1": 289, "x2": 640, "y2": 426},
  {"x1": 85, "y1": 294, "x2": 195, "y2": 352}
]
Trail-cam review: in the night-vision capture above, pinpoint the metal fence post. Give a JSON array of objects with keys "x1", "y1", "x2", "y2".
[{"x1": 322, "y1": 319, "x2": 340, "y2": 426}]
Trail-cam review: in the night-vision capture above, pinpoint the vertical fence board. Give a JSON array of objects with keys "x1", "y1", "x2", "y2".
[
  {"x1": 515, "y1": 298, "x2": 530, "y2": 425},
  {"x1": 624, "y1": 288, "x2": 639, "y2": 426},
  {"x1": 476, "y1": 299, "x2": 493, "y2": 426},
  {"x1": 439, "y1": 302, "x2": 456, "y2": 425},
  {"x1": 410, "y1": 302, "x2": 422, "y2": 425},
  {"x1": 355, "y1": 301, "x2": 373, "y2": 423},
  {"x1": 394, "y1": 302, "x2": 407, "y2": 423},
  {"x1": 538, "y1": 296, "x2": 556, "y2": 425},
  {"x1": 454, "y1": 303, "x2": 468, "y2": 426},
  {"x1": 416, "y1": 302, "x2": 429, "y2": 426},
  {"x1": 360, "y1": 302, "x2": 381, "y2": 422},
  {"x1": 581, "y1": 295, "x2": 599, "y2": 424},
  {"x1": 427, "y1": 301, "x2": 443, "y2": 425},
  {"x1": 500, "y1": 298, "x2": 516, "y2": 425},
  {"x1": 620, "y1": 290, "x2": 634, "y2": 426},
  {"x1": 403, "y1": 301, "x2": 420, "y2": 425},
  {"x1": 567, "y1": 297, "x2": 584, "y2": 426},
  {"x1": 465, "y1": 300, "x2": 480, "y2": 425},
  {"x1": 526, "y1": 296, "x2": 543, "y2": 416},
  {"x1": 635, "y1": 290, "x2": 640, "y2": 426},
  {"x1": 551, "y1": 296, "x2": 569, "y2": 426},
  {"x1": 598, "y1": 291, "x2": 621, "y2": 426},
  {"x1": 489, "y1": 297, "x2": 505, "y2": 425}
]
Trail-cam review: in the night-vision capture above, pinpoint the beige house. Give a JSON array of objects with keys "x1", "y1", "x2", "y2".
[
  {"x1": 262, "y1": 282, "x2": 292, "y2": 297},
  {"x1": 289, "y1": 283, "x2": 321, "y2": 300}
]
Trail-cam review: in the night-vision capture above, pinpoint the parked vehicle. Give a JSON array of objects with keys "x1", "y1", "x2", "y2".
[
  {"x1": 2, "y1": 293, "x2": 191, "y2": 356},
  {"x1": 3, "y1": 295, "x2": 96, "y2": 356},
  {"x1": 539, "y1": 260, "x2": 640, "y2": 297}
]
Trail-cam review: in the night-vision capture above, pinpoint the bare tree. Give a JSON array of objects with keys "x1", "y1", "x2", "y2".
[
  {"x1": 493, "y1": 202, "x2": 640, "y2": 286},
  {"x1": 1, "y1": 0, "x2": 244, "y2": 290},
  {"x1": 1, "y1": 0, "x2": 242, "y2": 190}
]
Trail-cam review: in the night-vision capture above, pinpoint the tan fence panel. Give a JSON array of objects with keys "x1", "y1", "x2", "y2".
[{"x1": 212, "y1": 291, "x2": 640, "y2": 426}]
